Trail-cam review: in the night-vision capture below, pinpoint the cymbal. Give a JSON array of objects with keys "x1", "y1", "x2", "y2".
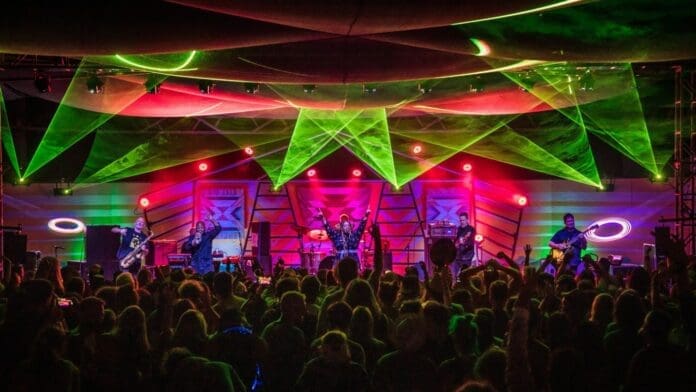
[
  {"x1": 291, "y1": 224, "x2": 311, "y2": 234},
  {"x1": 308, "y1": 229, "x2": 328, "y2": 241}
]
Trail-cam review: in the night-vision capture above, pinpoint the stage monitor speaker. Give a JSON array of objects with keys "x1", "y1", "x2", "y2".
[
  {"x1": 654, "y1": 226, "x2": 670, "y2": 257},
  {"x1": 85, "y1": 225, "x2": 121, "y2": 280},
  {"x1": 3, "y1": 233, "x2": 27, "y2": 265},
  {"x1": 251, "y1": 221, "x2": 271, "y2": 257}
]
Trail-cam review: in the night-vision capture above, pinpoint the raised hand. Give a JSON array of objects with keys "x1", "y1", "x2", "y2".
[{"x1": 524, "y1": 244, "x2": 532, "y2": 256}]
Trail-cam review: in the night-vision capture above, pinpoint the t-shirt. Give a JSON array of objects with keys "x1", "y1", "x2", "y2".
[
  {"x1": 456, "y1": 225, "x2": 476, "y2": 262},
  {"x1": 551, "y1": 227, "x2": 584, "y2": 266},
  {"x1": 117, "y1": 228, "x2": 148, "y2": 260}
]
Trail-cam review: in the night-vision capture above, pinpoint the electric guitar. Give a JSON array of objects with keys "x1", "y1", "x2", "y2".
[
  {"x1": 551, "y1": 224, "x2": 599, "y2": 262},
  {"x1": 119, "y1": 232, "x2": 154, "y2": 269}
]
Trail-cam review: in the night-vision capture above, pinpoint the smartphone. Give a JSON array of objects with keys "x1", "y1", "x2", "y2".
[
  {"x1": 57, "y1": 298, "x2": 73, "y2": 307},
  {"x1": 258, "y1": 276, "x2": 271, "y2": 285}
]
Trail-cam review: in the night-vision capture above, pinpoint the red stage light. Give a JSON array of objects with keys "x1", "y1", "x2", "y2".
[
  {"x1": 244, "y1": 147, "x2": 254, "y2": 156},
  {"x1": 352, "y1": 169, "x2": 362, "y2": 177},
  {"x1": 474, "y1": 234, "x2": 484, "y2": 243},
  {"x1": 139, "y1": 197, "x2": 150, "y2": 208},
  {"x1": 307, "y1": 168, "x2": 317, "y2": 177},
  {"x1": 462, "y1": 163, "x2": 472, "y2": 172},
  {"x1": 515, "y1": 195, "x2": 528, "y2": 206},
  {"x1": 197, "y1": 162, "x2": 209, "y2": 172},
  {"x1": 412, "y1": 144, "x2": 423, "y2": 154}
]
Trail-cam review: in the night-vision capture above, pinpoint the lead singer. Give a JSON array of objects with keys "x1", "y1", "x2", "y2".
[{"x1": 317, "y1": 208, "x2": 370, "y2": 264}]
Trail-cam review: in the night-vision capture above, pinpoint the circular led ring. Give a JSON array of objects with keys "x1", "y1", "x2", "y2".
[
  {"x1": 585, "y1": 217, "x2": 631, "y2": 243},
  {"x1": 48, "y1": 218, "x2": 86, "y2": 234}
]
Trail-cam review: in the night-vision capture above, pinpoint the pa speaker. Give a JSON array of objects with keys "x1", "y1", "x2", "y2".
[
  {"x1": 654, "y1": 226, "x2": 670, "y2": 257},
  {"x1": 3, "y1": 233, "x2": 27, "y2": 265},
  {"x1": 251, "y1": 221, "x2": 271, "y2": 257},
  {"x1": 86, "y1": 225, "x2": 121, "y2": 279}
]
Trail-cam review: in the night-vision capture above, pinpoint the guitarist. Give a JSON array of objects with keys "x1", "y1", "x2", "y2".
[
  {"x1": 112, "y1": 217, "x2": 150, "y2": 274},
  {"x1": 548, "y1": 213, "x2": 587, "y2": 272},
  {"x1": 452, "y1": 212, "x2": 476, "y2": 277}
]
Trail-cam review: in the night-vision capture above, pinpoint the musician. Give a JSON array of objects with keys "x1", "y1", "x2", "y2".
[
  {"x1": 183, "y1": 213, "x2": 221, "y2": 274},
  {"x1": 112, "y1": 217, "x2": 150, "y2": 274},
  {"x1": 318, "y1": 208, "x2": 370, "y2": 263},
  {"x1": 548, "y1": 213, "x2": 587, "y2": 271},
  {"x1": 453, "y1": 212, "x2": 476, "y2": 276}
]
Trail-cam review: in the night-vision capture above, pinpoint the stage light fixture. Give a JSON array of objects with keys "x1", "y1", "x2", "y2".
[
  {"x1": 412, "y1": 144, "x2": 423, "y2": 155},
  {"x1": 86, "y1": 75, "x2": 104, "y2": 94},
  {"x1": 469, "y1": 76, "x2": 484, "y2": 93},
  {"x1": 474, "y1": 234, "x2": 484, "y2": 243},
  {"x1": 53, "y1": 187, "x2": 73, "y2": 196},
  {"x1": 650, "y1": 173, "x2": 668, "y2": 183},
  {"x1": 244, "y1": 83, "x2": 259, "y2": 94},
  {"x1": 34, "y1": 72, "x2": 51, "y2": 93},
  {"x1": 514, "y1": 195, "x2": 528, "y2": 206},
  {"x1": 307, "y1": 168, "x2": 317, "y2": 177},
  {"x1": 462, "y1": 163, "x2": 472, "y2": 172},
  {"x1": 244, "y1": 147, "x2": 254, "y2": 156},
  {"x1": 139, "y1": 197, "x2": 150, "y2": 208},
  {"x1": 417, "y1": 83, "x2": 432, "y2": 94},
  {"x1": 597, "y1": 183, "x2": 615, "y2": 192},
  {"x1": 362, "y1": 84, "x2": 377, "y2": 94},
  {"x1": 197, "y1": 162, "x2": 209, "y2": 172},
  {"x1": 352, "y1": 169, "x2": 362, "y2": 177},
  {"x1": 303, "y1": 84, "x2": 316, "y2": 94},
  {"x1": 144, "y1": 75, "x2": 162, "y2": 94},
  {"x1": 198, "y1": 80, "x2": 215, "y2": 94},
  {"x1": 579, "y1": 70, "x2": 594, "y2": 91}
]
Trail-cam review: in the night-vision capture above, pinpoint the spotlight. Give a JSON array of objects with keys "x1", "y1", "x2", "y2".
[
  {"x1": 86, "y1": 75, "x2": 105, "y2": 94},
  {"x1": 198, "y1": 80, "x2": 215, "y2": 94},
  {"x1": 417, "y1": 83, "x2": 432, "y2": 94},
  {"x1": 34, "y1": 72, "x2": 51, "y2": 93},
  {"x1": 412, "y1": 144, "x2": 423, "y2": 155},
  {"x1": 302, "y1": 84, "x2": 316, "y2": 94},
  {"x1": 244, "y1": 83, "x2": 259, "y2": 94},
  {"x1": 462, "y1": 163, "x2": 472, "y2": 172},
  {"x1": 307, "y1": 168, "x2": 317, "y2": 177},
  {"x1": 362, "y1": 84, "x2": 377, "y2": 95},
  {"x1": 597, "y1": 183, "x2": 615, "y2": 192},
  {"x1": 14, "y1": 177, "x2": 30, "y2": 186},
  {"x1": 197, "y1": 162, "x2": 209, "y2": 172},
  {"x1": 650, "y1": 173, "x2": 668, "y2": 183},
  {"x1": 352, "y1": 169, "x2": 362, "y2": 177},
  {"x1": 144, "y1": 75, "x2": 162, "y2": 94},
  {"x1": 474, "y1": 234, "x2": 484, "y2": 243},
  {"x1": 514, "y1": 195, "x2": 528, "y2": 206},
  {"x1": 244, "y1": 147, "x2": 254, "y2": 156},
  {"x1": 53, "y1": 187, "x2": 73, "y2": 196},
  {"x1": 139, "y1": 197, "x2": 150, "y2": 208}
]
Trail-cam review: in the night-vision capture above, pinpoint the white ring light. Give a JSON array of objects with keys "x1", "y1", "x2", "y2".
[
  {"x1": 585, "y1": 217, "x2": 631, "y2": 243},
  {"x1": 48, "y1": 218, "x2": 86, "y2": 234}
]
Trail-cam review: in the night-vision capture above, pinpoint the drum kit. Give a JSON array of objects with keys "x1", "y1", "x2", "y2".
[{"x1": 292, "y1": 224, "x2": 329, "y2": 273}]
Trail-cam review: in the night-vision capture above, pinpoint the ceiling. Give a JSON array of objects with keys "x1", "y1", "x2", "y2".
[{"x1": 0, "y1": 0, "x2": 693, "y2": 187}]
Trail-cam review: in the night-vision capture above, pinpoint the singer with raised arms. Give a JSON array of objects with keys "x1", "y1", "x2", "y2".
[
  {"x1": 317, "y1": 208, "x2": 370, "y2": 264},
  {"x1": 112, "y1": 216, "x2": 151, "y2": 274},
  {"x1": 182, "y1": 212, "x2": 221, "y2": 274}
]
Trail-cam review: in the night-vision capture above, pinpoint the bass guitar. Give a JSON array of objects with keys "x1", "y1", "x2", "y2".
[
  {"x1": 551, "y1": 224, "x2": 599, "y2": 262},
  {"x1": 119, "y1": 232, "x2": 154, "y2": 269}
]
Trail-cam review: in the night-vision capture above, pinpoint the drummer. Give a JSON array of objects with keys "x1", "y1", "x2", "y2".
[{"x1": 317, "y1": 208, "x2": 371, "y2": 264}]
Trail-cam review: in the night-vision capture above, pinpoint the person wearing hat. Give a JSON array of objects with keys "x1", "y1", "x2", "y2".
[{"x1": 317, "y1": 208, "x2": 371, "y2": 265}]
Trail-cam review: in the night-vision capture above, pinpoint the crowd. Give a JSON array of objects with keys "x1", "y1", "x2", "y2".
[{"x1": 1, "y1": 224, "x2": 695, "y2": 391}]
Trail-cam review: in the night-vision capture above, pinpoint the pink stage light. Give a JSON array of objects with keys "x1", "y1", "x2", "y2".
[
  {"x1": 514, "y1": 195, "x2": 528, "y2": 206},
  {"x1": 462, "y1": 163, "x2": 472, "y2": 172},
  {"x1": 307, "y1": 168, "x2": 317, "y2": 177},
  {"x1": 352, "y1": 169, "x2": 362, "y2": 177},
  {"x1": 244, "y1": 147, "x2": 254, "y2": 156},
  {"x1": 412, "y1": 144, "x2": 423, "y2": 154},
  {"x1": 197, "y1": 162, "x2": 209, "y2": 172},
  {"x1": 139, "y1": 197, "x2": 150, "y2": 208},
  {"x1": 474, "y1": 234, "x2": 484, "y2": 243}
]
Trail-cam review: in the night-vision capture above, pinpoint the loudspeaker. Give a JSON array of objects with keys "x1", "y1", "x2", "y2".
[
  {"x1": 654, "y1": 227, "x2": 670, "y2": 257},
  {"x1": 251, "y1": 222, "x2": 271, "y2": 257},
  {"x1": 85, "y1": 225, "x2": 121, "y2": 279},
  {"x1": 3, "y1": 233, "x2": 27, "y2": 265}
]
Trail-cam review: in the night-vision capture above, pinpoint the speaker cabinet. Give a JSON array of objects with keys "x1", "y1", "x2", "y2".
[
  {"x1": 3, "y1": 233, "x2": 27, "y2": 265},
  {"x1": 251, "y1": 221, "x2": 271, "y2": 257},
  {"x1": 654, "y1": 226, "x2": 670, "y2": 257},
  {"x1": 85, "y1": 225, "x2": 121, "y2": 279}
]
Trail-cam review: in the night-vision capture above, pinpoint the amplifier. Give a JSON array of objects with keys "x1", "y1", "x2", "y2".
[
  {"x1": 429, "y1": 226, "x2": 456, "y2": 238},
  {"x1": 167, "y1": 253, "x2": 191, "y2": 268}
]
